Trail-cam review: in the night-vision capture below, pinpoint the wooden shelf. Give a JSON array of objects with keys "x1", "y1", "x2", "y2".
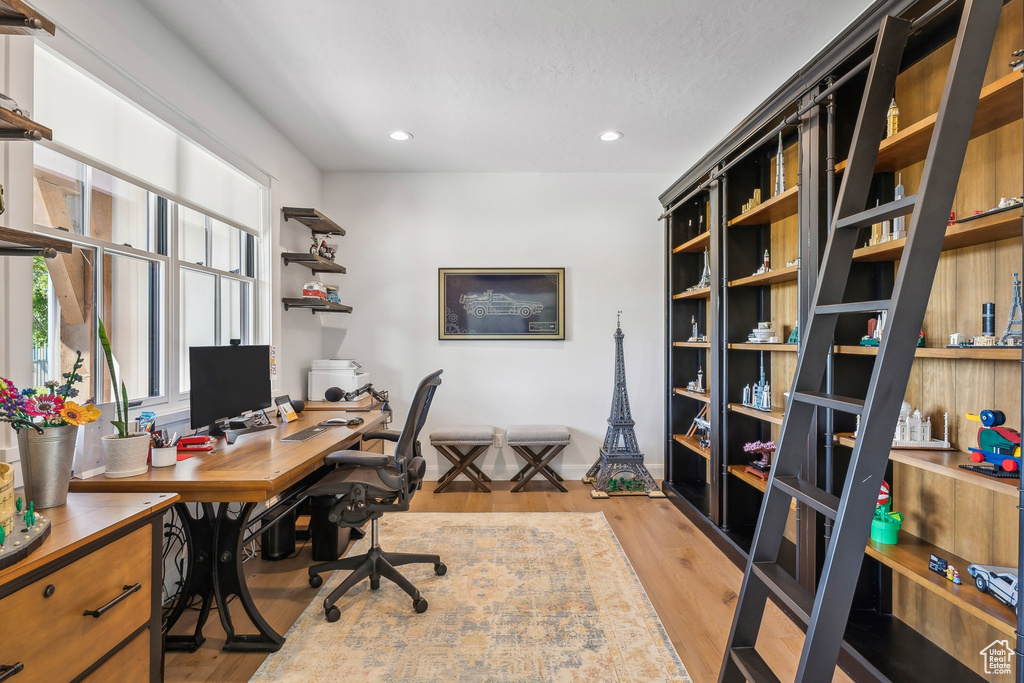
[
  {"x1": 282, "y1": 207, "x2": 346, "y2": 236},
  {"x1": 0, "y1": 1, "x2": 54, "y2": 35},
  {"x1": 727, "y1": 186, "x2": 799, "y2": 227},
  {"x1": 281, "y1": 298, "x2": 352, "y2": 314},
  {"x1": 0, "y1": 226, "x2": 70, "y2": 257},
  {"x1": 836, "y1": 71, "x2": 1023, "y2": 174},
  {"x1": 673, "y1": 434, "x2": 710, "y2": 459},
  {"x1": 672, "y1": 341, "x2": 711, "y2": 349},
  {"x1": 866, "y1": 532, "x2": 1016, "y2": 636},
  {"x1": 728, "y1": 403, "x2": 785, "y2": 426},
  {"x1": 281, "y1": 252, "x2": 347, "y2": 274},
  {"x1": 727, "y1": 343, "x2": 798, "y2": 352},
  {"x1": 0, "y1": 106, "x2": 51, "y2": 141},
  {"x1": 672, "y1": 231, "x2": 710, "y2": 254},
  {"x1": 673, "y1": 387, "x2": 710, "y2": 403},
  {"x1": 727, "y1": 464, "x2": 769, "y2": 492},
  {"x1": 834, "y1": 344, "x2": 1021, "y2": 360},
  {"x1": 852, "y1": 209, "x2": 1022, "y2": 262},
  {"x1": 672, "y1": 287, "x2": 710, "y2": 300},
  {"x1": 835, "y1": 433, "x2": 1019, "y2": 498},
  {"x1": 727, "y1": 264, "x2": 799, "y2": 288}
]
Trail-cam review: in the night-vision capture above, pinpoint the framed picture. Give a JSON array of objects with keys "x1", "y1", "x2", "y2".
[{"x1": 439, "y1": 268, "x2": 565, "y2": 340}]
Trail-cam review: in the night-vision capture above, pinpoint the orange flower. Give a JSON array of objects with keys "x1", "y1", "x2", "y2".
[{"x1": 60, "y1": 401, "x2": 101, "y2": 426}]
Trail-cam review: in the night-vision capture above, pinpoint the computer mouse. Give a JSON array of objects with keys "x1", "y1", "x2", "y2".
[{"x1": 320, "y1": 417, "x2": 364, "y2": 426}]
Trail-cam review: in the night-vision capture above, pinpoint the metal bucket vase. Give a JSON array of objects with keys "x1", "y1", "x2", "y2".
[
  {"x1": 15, "y1": 424, "x2": 78, "y2": 509},
  {"x1": 101, "y1": 433, "x2": 151, "y2": 478}
]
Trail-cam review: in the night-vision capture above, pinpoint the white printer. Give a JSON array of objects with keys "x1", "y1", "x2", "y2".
[{"x1": 307, "y1": 359, "x2": 369, "y2": 401}]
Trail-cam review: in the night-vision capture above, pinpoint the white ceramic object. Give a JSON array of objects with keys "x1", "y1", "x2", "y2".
[
  {"x1": 151, "y1": 446, "x2": 178, "y2": 468},
  {"x1": 102, "y1": 433, "x2": 151, "y2": 478}
]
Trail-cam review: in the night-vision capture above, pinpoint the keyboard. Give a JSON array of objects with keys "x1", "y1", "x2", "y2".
[{"x1": 281, "y1": 424, "x2": 337, "y2": 443}]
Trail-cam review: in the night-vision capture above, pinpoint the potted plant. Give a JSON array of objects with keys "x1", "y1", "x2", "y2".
[
  {"x1": 98, "y1": 319, "x2": 150, "y2": 478},
  {"x1": 0, "y1": 351, "x2": 100, "y2": 508}
]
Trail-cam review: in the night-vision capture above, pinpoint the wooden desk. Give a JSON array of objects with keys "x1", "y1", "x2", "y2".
[
  {"x1": 68, "y1": 408, "x2": 389, "y2": 653},
  {"x1": 0, "y1": 492, "x2": 177, "y2": 683}
]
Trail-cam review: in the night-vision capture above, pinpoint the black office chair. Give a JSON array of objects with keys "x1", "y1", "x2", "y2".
[{"x1": 307, "y1": 369, "x2": 446, "y2": 622}]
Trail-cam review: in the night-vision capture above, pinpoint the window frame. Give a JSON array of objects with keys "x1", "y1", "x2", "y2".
[{"x1": 31, "y1": 141, "x2": 268, "y2": 414}]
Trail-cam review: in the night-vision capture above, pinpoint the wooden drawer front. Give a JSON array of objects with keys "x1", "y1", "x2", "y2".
[
  {"x1": 82, "y1": 629, "x2": 151, "y2": 683},
  {"x1": 0, "y1": 524, "x2": 152, "y2": 683}
]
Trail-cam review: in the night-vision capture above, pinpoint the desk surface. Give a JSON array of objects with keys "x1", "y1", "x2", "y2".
[
  {"x1": 0, "y1": 491, "x2": 178, "y2": 586},
  {"x1": 69, "y1": 408, "x2": 389, "y2": 503}
]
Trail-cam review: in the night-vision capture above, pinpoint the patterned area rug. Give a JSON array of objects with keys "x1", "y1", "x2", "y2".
[{"x1": 251, "y1": 512, "x2": 689, "y2": 682}]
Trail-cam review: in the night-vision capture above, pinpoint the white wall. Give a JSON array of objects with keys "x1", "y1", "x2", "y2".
[{"x1": 320, "y1": 172, "x2": 671, "y2": 480}]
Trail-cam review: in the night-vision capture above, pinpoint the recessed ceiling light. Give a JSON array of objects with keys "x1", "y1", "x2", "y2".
[
  {"x1": 390, "y1": 131, "x2": 413, "y2": 141},
  {"x1": 599, "y1": 131, "x2": 623, "y2": 142}
]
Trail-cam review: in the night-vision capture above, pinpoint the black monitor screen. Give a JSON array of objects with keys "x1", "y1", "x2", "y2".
[{"x1": 189, "y1": 345, "x2": 272, "y2": 430}]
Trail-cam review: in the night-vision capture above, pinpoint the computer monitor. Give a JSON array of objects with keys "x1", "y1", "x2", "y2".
[{"x1": 189, "y1": 344, "x2": 272, "y2": 432}]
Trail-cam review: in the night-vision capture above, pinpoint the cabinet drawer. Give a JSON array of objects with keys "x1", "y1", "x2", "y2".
[
  {"x1": 82, "y1": 629, "x2": 151, "y2": 683},
  {"x1": 0, "y1": 524, "x2": 152, "y2": 683}
]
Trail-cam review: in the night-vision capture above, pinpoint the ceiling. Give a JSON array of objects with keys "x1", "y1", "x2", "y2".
[{"x1": 137, "y1": 0, "x2": 874, "y2": 174}]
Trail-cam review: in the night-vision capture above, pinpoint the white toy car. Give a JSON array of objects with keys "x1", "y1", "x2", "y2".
[{"x1": 968, "y1": 563, "x2": 1019, "y2": 616}]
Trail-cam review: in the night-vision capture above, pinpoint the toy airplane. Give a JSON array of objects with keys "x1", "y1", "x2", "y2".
[{"x1": 966, "y1": 410, "x2": 1021, "y2": 473}]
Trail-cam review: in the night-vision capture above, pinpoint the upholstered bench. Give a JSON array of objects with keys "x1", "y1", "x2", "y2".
[
  {"x1": 429, "y1": 426, "x2": 494, "y2": 493},
  {"x1": 506, "y1": 425, "x2": 571, "y2": 493}
]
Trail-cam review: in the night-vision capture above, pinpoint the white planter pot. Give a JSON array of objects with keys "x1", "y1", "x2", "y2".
[{"x1": 102, "y1": 433, "x2": 151, "y2": 478}]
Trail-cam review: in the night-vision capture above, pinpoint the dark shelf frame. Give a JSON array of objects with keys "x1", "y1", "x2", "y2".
[
  {"x1": 281, "y1": 252, "x2": 347, "y2": 274},
  {"x1": 281, "y1": 298, "x2": 352, "y2": 315},
  {"x1": 282, "y1": 207, "x2": 346, "y2": 236}
]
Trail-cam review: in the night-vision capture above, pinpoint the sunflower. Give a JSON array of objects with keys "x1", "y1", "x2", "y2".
[{"x1": 60, "y1": 401, "x2": 101, "y2": 426}]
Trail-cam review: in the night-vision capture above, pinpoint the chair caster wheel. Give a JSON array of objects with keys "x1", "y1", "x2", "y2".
[
  {"x1": 325, "y1": 605, "x2": 341, "y2": 622},
  {"x1": 434, "y1": 563, "x2": 447, "y2": 576},
  {"x1": 370, "y1": 578, "x2": 380, "y2": 590},
  {"x1": 413, "y1": 597, "x2": 428, "y2": 613},
  {"x1": 309, "y1": 574, "x2": 323, "y2": 589}
]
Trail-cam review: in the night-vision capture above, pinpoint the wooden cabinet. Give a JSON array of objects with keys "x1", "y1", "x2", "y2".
[
  {"x1": 0, "y1": 492, "x2": 176, "y2": 683},
  {"x1": 661, "y1": 0, "x2": 1022, "y2": 678}
]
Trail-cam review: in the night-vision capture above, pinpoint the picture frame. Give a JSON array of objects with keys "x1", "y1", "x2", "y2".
[{"x1": 439, "y1": 268, "x2": 565, "y2": 340}]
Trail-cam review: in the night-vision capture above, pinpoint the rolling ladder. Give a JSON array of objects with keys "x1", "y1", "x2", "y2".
[{"x1": 719, "y1": 1, "x2": 1003, "y2": 681}]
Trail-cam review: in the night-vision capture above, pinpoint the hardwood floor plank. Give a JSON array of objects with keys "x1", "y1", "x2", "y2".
[{"x1": 165, "y1": 481, "x2": 852, "y2": 682}]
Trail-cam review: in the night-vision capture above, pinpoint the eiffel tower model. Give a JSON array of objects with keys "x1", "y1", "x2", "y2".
[
  {"x1": 999, "y1": 272, "x2": 1023, "y2": 344},
  {"x1": 585, "y1": 313, "x2": 665, "y2": 499}
]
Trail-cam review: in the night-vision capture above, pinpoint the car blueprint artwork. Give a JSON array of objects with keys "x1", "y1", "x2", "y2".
[{"x1": 439, "y1": 268, "x2": 565, "y2": 340}]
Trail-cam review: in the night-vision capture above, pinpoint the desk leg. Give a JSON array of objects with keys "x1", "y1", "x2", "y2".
[
  {"x1": 213, "y1": 502, "x2": 285, "y2": 652},
  {"x1": 164, "y1": 503, "x2": 216, "y2": 652}
]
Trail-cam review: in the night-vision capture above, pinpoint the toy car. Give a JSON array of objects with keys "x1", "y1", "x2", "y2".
[
  {"x1": 968, "y1": 563, "x2": 1019, "y2": 616},
  {"x1": 966, "y1": 410, "x2": 1021, "y2": 472},
  {"x1": 459, "y1": 290, "x2": 544, "y2": 318}
]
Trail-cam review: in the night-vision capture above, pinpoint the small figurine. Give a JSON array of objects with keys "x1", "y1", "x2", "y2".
[
  {"x1": 953, "y1": 568, "x2": 961, "y2": 585},
  {"x1": 859, "y1": 312, "x2": 886, "y2": 346},
  {"x1": 999, "y1": 273, "x2": 1022, "y2": 345},
  {"x1": 773, "y1": 132, "x2": 785, "y2": 197},
  {"x1": 886, "y1": 97, "x2": 899, "y2": 138},
  {"x1": 966, "y1": 409, "x2": 1021, "y2": 473},
  {"x1": 870, "y1": 480, "x2": 903, "y2": 545},
  {"x1": 787, "y1": 321, "x2": 799, "y2": 345},
  {"x1": 946, "y1": 565, "x2": 955, "y2": 582}
]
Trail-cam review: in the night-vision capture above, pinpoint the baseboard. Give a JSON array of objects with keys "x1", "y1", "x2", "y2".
[{"x1": 423, "y1": 462, "x2": 665, "y2": 482}]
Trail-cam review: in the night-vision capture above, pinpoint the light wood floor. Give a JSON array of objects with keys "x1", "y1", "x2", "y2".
[{"x1": 165, "y1": 481, "x2": 852, "y2": 682}]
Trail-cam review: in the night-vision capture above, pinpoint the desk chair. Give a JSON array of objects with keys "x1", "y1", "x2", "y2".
[{"x1": 306, "y1": 370, "x2": 446, "y2": 622}]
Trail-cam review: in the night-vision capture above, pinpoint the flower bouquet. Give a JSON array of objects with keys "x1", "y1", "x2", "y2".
[{"x1": 1, "y1": 351, "x2": 100, "y2": 508}]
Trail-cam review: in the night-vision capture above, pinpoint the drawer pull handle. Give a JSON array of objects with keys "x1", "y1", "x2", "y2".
[
  {"x1": 0, "y1": 662, "x2": 24, "y2": 681},
  {"x1": 83, "y1": 583, "x2": 141, "y2": 618}
]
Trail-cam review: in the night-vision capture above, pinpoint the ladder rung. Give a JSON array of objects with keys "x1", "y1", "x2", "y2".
[
  {"x1": 730, "y1": 647, "x2": 782, "y2": 683},
  {"x1": 752, "y1": 561, "x2": 814, "y2": 623},
  {"x1": 814, "y1": 299, "x2": 890, "y2": 316},
  {"x1": 773, "y1": 476, "x2": 841, "y2": 519},
  {"x1": 835, "y1": 194, "x2": 917, "y2": 230},
  {"x1": 793, "y1": 391, "x2": 865, "y2": 414}
]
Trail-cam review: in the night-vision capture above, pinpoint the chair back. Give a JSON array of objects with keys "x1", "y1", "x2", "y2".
[{"x1": 393, "y1": 370, "x2": 443, "y2": 479}]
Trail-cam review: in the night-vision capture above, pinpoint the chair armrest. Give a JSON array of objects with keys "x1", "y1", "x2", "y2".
[
  {"x1": 363, "y1": 430, "x2": 399, "y2": 443},
  {"x1": 324, "y1": 450, "x2": 392, "y2": 467}
]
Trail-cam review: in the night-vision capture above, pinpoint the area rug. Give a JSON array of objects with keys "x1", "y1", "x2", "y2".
[{"x1": 251, "y1": 512, "x2": 690, "y2": 682}]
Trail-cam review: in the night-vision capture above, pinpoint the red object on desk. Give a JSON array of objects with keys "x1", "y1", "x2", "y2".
[{"x1": 177, "y1": 436, "x2": 215, "y2": 457}]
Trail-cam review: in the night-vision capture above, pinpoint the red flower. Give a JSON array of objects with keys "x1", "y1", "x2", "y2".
[{"x1": 26, "y1": 394, "x2": 65, "y2": 419}]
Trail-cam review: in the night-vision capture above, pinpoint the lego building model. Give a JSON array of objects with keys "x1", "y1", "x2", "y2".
[
  {"x1": 685, "y1": 247, "x2": 712, "y2": 291},
  {"x1": 742, "y1": 353, "x2": 772, "y2": 412},
  {"x1": 688, "y1": 315, "x2": 707, "y2": 343},
  {"x1": 751, "y1": 250, "x2": 771, "y2": 277},
  {"x1": 686, "y1": 367, "x2": 705, "y2": 394},
  {"x1": 948, "y1": 274, "x2": 1023, "y2": 347},
  {"x1": 773, "y1": 132, "x2": 785, "y2": 197},
  {"x1": 744, "y1": 440, "x2": 776, "y2": 481},
  {"x1": 854, "y1": 401, "x2": 951, "y2": 449},
  {"x1": 747, "y1": 321, "x2": 779, "y2": 344}
]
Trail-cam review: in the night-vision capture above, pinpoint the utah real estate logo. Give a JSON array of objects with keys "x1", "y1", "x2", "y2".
[{"x1": 981, "y1": 639, "x2": 1015, "y2": 675}]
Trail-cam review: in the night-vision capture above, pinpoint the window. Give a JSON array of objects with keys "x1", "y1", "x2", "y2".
[{"x1": 32, "y1": 147, "x2": 262, "y2": 409}]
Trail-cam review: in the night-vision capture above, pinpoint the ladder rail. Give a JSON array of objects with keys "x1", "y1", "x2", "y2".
[{"x1": 797, "y1": 2, "x2": 1004, "y2": 679}]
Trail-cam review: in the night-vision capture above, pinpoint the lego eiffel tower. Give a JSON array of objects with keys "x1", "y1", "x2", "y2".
[{"x1": 584, "y1": 313, "x2": 665, "y2": 498}]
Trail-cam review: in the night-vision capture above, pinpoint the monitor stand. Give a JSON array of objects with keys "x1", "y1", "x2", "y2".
[{"x1": 224, "y1": 423, "x2": 276, "y2": 445}]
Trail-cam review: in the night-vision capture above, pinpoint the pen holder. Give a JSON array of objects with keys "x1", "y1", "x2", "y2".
[{"x1": 152, "y1": 446, "x2": 178, "y2": 468}]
